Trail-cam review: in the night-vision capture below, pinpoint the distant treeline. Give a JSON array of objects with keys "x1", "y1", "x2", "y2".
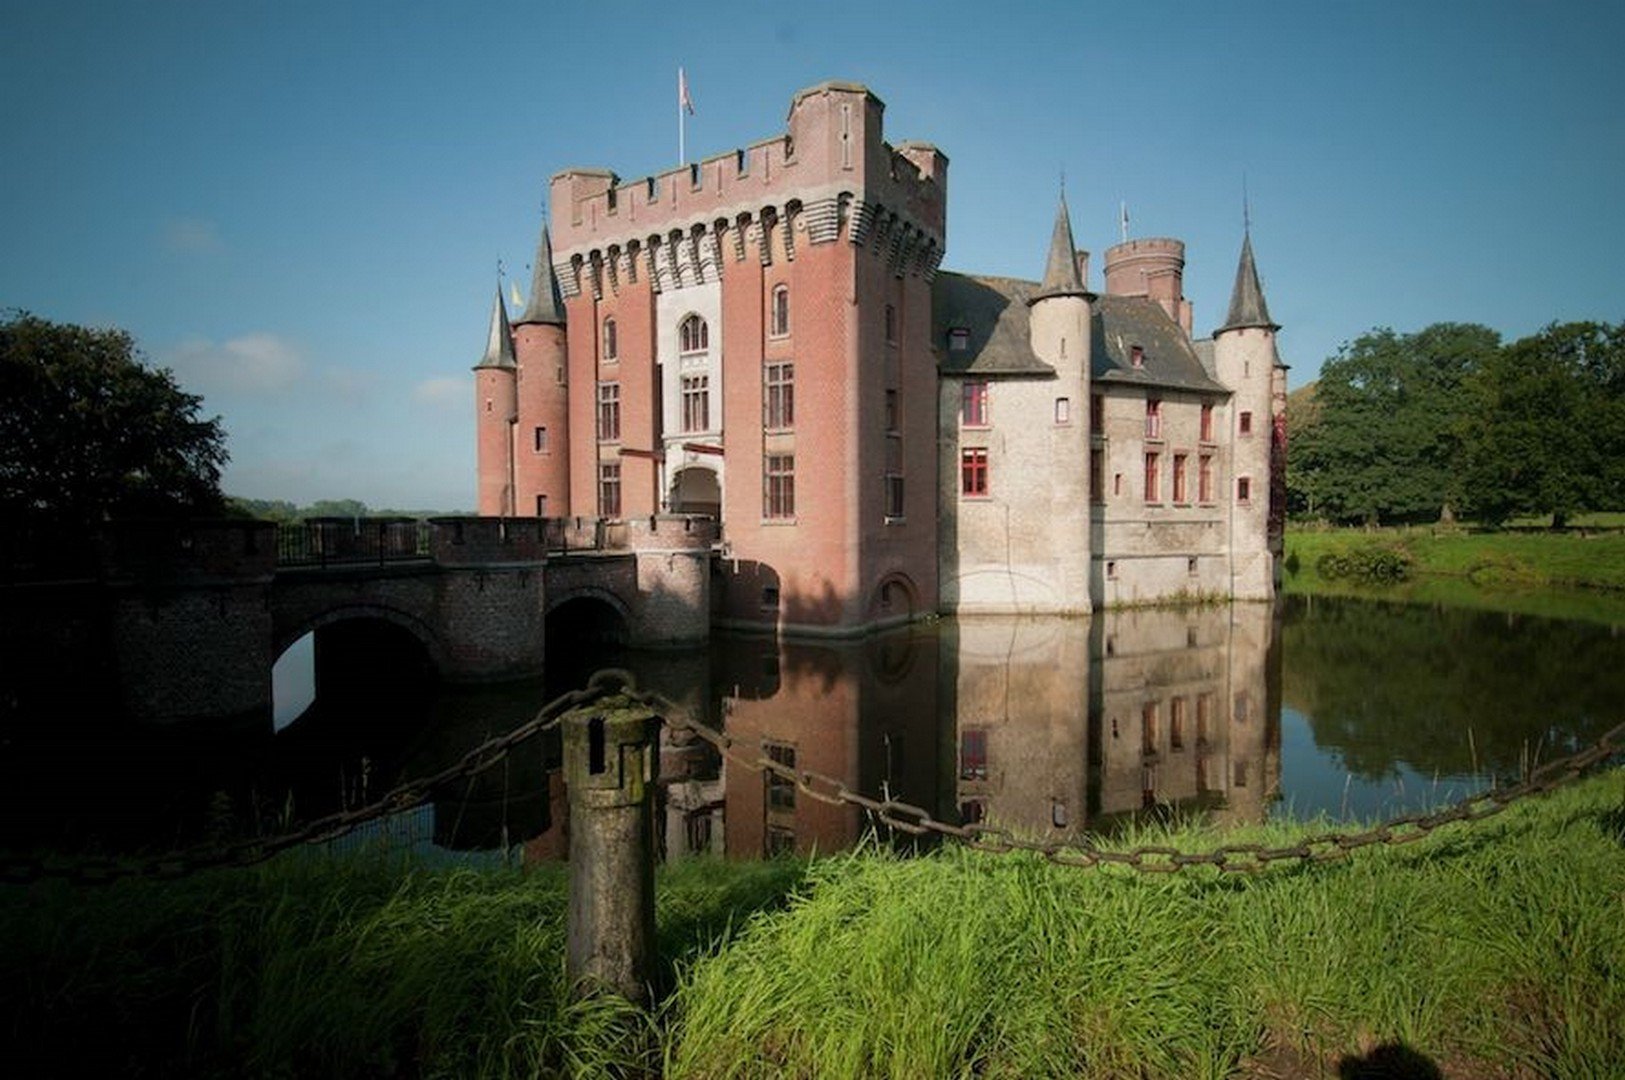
[
  {"x1": 1288, "y1": 321, "x2": 1625, "y2": 526},
  {"x1": 226, "y1": 497, "x2": 469, "y2": 524}
]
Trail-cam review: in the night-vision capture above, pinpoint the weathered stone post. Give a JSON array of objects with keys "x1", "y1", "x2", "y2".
[{"x1": 561, "y1": 693, "x2": 660, "y2": 1003}]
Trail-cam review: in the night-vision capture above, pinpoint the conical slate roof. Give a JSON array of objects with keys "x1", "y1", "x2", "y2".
[
  {"x1": 473, "y1": 287, "x2": 516, "y2": 370},
  {"x1": 1217, "y1": 233, "x2": 1278, "y2": 333},
  {"x1": 1030, "y1": 192, "x2": 1089, "y2": 302},
  {"x1": 515, "y1": 223, "x2": 566, "y2": 326}
]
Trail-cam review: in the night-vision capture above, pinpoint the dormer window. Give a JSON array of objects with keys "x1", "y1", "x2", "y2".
[
  {"x1": 1130, "y1": 345, "x2": 1145, "y2": 368},
  {"x1": 679, "y1": 313, "x2": 709, "y2": 354},
  {"x1": 948, "y1": 327, "x2": 970, "y2": 352}
]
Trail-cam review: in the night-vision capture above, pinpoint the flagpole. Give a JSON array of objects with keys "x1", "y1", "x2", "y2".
[{"x1": 678, "y1": 67, "x2": 686, "y2": 166}]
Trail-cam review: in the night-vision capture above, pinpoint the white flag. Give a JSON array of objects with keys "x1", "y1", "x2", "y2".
[{"x1": 679, "y1": 67, "x2": 695, "y2": 115}]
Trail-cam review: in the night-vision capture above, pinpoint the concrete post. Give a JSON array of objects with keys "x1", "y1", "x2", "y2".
[{"x1": 562, "y1": 694, "x2": 661, "y2": 1003}]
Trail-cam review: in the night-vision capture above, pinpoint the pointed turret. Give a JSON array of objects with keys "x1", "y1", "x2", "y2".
[
  {"x1": 1217, "y1": 233, "x2": 1278, "y2": 333},
  {"x1": 515, "y1": 224, "x2": 565, "y2": 326},
  {"x1": 474, "y1": 287, "x2": 516, "y2": 370},
  {"x1": 1031, "y1": 192, "x2": 1089, "y2": 302}
]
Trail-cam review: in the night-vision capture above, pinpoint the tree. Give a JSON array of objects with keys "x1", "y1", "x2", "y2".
[
  {"x1": 0, "y1": 312, "x2": 228, "y2": 526},
  {"x1": 1460, "y1": 321, "x2": 1625, "y2": 526},
  {"x1": 1293, "y1": 323, "x2": 1499, "y2": 525}
]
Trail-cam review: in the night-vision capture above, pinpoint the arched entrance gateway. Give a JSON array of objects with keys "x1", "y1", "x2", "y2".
[{"x1": 669, "y1": 465, "x2": 721, "y2": 519}]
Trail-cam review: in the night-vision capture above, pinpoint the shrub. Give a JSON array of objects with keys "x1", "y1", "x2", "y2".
[{"x1": 1316, "y1": 544, "x2": 1413, "y2": 584}]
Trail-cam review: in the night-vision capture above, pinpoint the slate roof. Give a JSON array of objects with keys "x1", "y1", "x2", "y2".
[
  {"x1": 1216, "y1": 232, "x2": 1277, "y2": 333},
  {"x1": 473, "y1": 288, "x2": 516, "y2": 370},
  {"x1": 515, "y1": 223, "x2": 565, "y2": 326},
  {"x1": 932, "y1": 269, "x2": 1229, "y2": 395},
  {"x1": 932, "y1": 272, "x2": 1056, "y2": 377},
  {"x1": 1032, "y1": 193, "x2": 1088, "y2": 301},
  {"x1": 1092, "y1": 294, "x2": 1229, "y2": 394}
]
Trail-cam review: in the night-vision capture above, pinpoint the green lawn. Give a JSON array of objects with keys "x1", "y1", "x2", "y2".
[
  {"x1": 5, "y1": 772, "x2": 1624, "y2": 1078},
  {"x1": 1284, "y1": 525, "x2": 1625, "y2": 624}
]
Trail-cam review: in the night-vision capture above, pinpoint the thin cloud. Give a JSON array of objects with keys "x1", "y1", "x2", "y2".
[
  {"x1": 162, "y1": 217, "x2": 223, "y2": 254},
  {"x1": 164, "y1": 332, "x2": 305, "y2": 396},
  {"x1": 413, "y1": 376, "x2": 466, "y2": 412}
]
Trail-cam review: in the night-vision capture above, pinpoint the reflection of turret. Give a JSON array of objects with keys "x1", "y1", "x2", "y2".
[
  {"x1": 942, "y1": 618, "x2": 1090, "y2": 837},
  {"x1": 659, "y1": 723, "x2": 724, "y2": 857},
  {"x1": 1089, "y1": 604, "x2": 1280, "y2": 828}
]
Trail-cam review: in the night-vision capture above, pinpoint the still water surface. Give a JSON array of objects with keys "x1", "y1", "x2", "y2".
[{"x1": 4, "y1": 596, "x2": 1621, "y2": 863}]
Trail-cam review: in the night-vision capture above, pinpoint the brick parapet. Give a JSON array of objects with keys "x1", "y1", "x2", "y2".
[
  {"x1": 102, "y1": 519, "x2": 277, "y2": 581},
  {"x1": 428, "y1": 517, "x2": 549, "y2": 565}
]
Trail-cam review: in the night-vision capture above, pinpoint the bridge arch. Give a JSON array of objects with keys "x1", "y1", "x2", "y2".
[
  {"x1": 273, "y1": 602, "x2": 449, "y2": 671},
  {"x1": 546, "y1": 587, "x2": 632, "y2": 648}
]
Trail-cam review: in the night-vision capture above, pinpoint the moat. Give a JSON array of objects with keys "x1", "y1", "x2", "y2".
[{"x1": 3, "y1": 595, "x2": 1621, "y2": 863}]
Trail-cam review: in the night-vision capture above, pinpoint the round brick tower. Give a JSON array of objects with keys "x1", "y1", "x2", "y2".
[
  {"x1": 1103, "y1": 236, "x2": 1190, "y2": 332},
  {"x1": 512, "y1": 223, "x2": 571, "y2": 518},
  {"x1": 473, "y1": 288, "x2": 518, "y2": 516}
]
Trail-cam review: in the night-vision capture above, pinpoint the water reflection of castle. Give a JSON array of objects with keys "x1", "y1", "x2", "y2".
[{"x1": 516, "y1": 604, "x2": 1280, "y2": 863}]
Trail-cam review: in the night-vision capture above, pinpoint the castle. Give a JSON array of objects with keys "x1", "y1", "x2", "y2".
[{"x1": 474, "y1": 80, "x2": 1286, "y2": 636}]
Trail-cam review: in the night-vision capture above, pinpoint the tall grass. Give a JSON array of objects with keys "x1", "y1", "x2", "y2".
[
  {"x1": 4, "y1": 777, "x2": 1622, "y2": 1077},
  {"x1": 668, "y1": 776, "x2": 1625, "y2": 1078}
]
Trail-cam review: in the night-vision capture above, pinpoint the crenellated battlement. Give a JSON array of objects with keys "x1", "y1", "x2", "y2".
[{"x1": 548, "y1": 81, "x2": 948, "y2": 300}]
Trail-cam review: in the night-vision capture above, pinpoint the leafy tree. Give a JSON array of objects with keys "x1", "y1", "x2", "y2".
[
  {"x1": 1293, "y1": 323, "x2": 1499, "y2": 524},
  {"x1": 1459, "y1": 321, "x2": 1625, "y2": 526},
  {"x1": 0, "y1": 312, "x2": 228, "y2": 526}
]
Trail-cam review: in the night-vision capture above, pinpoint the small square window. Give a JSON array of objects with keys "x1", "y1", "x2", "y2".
[
  {"x1": 1237, "y1": 476, "x2": 1252, "y2": 503},
  {"x1": 1239, "y1": 411, "x2": 1253, "y2": 436},
  {"x1": 1130, "y1": 345, "x2": 1144, "y2": 368},
  {"x1": 1055, "y1": 397, "x2": 1070, "y2": 424},
  {"x1": 948, "y1": 327, "x2": 969, "y2": 352},
  {"x1": 1187, "y1": 556, "x2": 1198, "y2": 576},
  {"x1": 533, "y1": 426, "x2": 548, "y2": 453}
]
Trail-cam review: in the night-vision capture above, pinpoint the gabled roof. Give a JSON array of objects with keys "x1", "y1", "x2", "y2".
[
  {"x1": 933, "y1": 272, "x2": 1056, "y2": 377},
  {"x1": 473, "y1": 288, "x2": 516, "y2": 370},
  {"x1": 1092, "y1": 294, "x2": 1229, "y2": 394},
  {"x1": 1216, "y1": 232, "x2": 1278, "y2": 333},
  {"x1": 515, "y1": 223, "x2": 565, "y2": 326}
]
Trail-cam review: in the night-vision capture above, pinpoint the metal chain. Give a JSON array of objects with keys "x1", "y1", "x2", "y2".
[
  {"x1": 0, "y1": 669, "x2": 640, "y2": 887},
  {"x1": 8, "y1": 668, "x2": 1622, "y2": 885}
]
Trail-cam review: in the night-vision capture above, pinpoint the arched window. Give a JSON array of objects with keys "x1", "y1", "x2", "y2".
[
  {"x1": 679, "y1": 314, "x2": 709, "y2": 354},
  {"x1": 770, "y1": 285, "x2": 790, "y2": 337},
  {"x1": 602, "y1": 317, "x2": 617, "y2": 360}
]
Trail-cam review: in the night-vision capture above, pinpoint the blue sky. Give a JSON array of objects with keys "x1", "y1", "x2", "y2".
[{"x1": 4, "y1": 1, "x2": 1622, "y2": 511}]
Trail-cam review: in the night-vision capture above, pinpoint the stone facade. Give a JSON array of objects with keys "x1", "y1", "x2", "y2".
[{"x1": 476, "y1": 80, "x2": 1286, "y2": 632}]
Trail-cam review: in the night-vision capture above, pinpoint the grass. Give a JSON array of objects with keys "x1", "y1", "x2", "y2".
[
  {"x1": 4, "y1": 773, "x2": 1624, "y2": 1077},
  {"x1": 1284, "y1": 524, "x2": 1625, "y2": 625}
]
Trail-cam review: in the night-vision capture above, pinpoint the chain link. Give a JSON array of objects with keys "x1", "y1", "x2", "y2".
[{"x1": 7, "y1": 668, "x2": 1622, "y2": 886}]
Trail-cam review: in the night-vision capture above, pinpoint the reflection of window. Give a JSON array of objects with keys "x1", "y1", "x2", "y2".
[
  {"x1": 766, "y1": 743, "x2": 796, "y2": 810},
  {"x1": 1234, "y1": 691, "x2": 1250, "y2": 723},
  {"x1": 1142, "y1": 702, "x2": 1159, "y2": 749},
  {"x1": 959, "y1": 800, "x2": 986, "y2": 825},
  {"x1": 1234, "y1": 761, "x2": 1250, "y2": 788},
  {"x1": 685, "y1": 812, "x2": 712, "y2": 854},
  {"x1": 681, "y1": 373, "x2": 709, "y2": 432},
  {"x1": 962, "y1": 381, "x2": 989, "y2": 426},
  {"x1": 764, "y1": 454, "x2": 795, "y2": 518},
  {"x1": 961, "y1": 448, "x2": 988, "y2": 496},
  {"x1": 1051, "y1": 799, "x2": 1068, "y2": 828},
  {"x1": 1170, "y1": 698, "x2": 1186, "y2": 750},
  {"x1": 679, "y1": 313, "x2": 709, "y2": 353},
  {"x1": 884, "y1": 474, "x2": 904, "y2": 519},
  {"x1": 1196, "y1": 693, "x2": 1213, "y2": 742},
  {"x1": 770, "y1": 285, "x2": 790, "y2": 337},
  {"x1": 959, "y1": 728, "x2": 988, "y2": 781},
  {"x1": 598, "y1": 463, "x2": 621, "y2": 518},
  {"x1": 765, "y1": 362, "x2": 794, "y2": 428},
  {"x1": 766, "y1": 826, "x2": 796, "y2": 856}
]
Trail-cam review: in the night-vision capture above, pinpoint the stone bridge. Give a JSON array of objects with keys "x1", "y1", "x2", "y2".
[{"x1": 0, "y1": 515, "x2": 717, "y2": 729}]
